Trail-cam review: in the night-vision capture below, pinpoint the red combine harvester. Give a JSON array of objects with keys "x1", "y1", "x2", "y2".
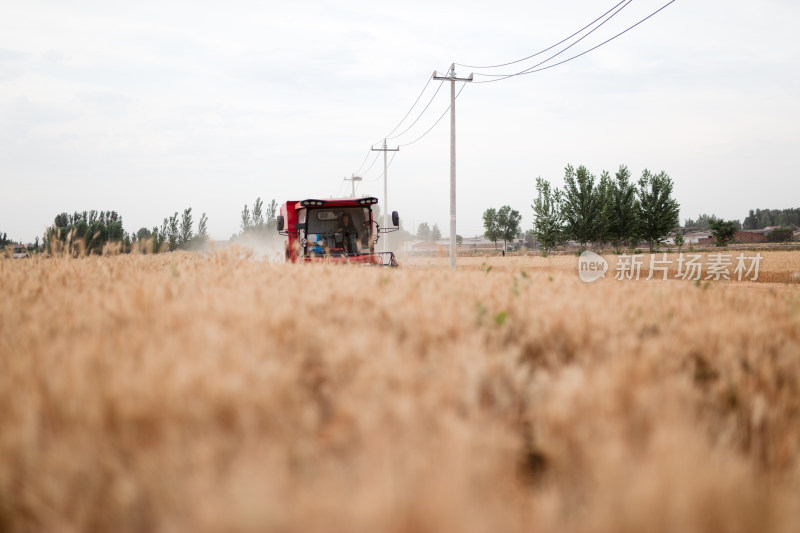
[{"x1": 276, "y1": 197, "x2": 399, "y2": 266}]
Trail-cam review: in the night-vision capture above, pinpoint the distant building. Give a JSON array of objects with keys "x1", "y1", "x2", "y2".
[
  {"x1": 458, "y1": 237, "x2": 496, "y2": 249},
  {"x1": 683, "y1": 231, "x2": 713, "y2": 244},
  {"x1": 734, "y1": 229, "x2": 769, "y2": 244}
]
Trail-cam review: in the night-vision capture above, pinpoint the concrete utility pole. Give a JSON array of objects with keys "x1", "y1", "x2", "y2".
[
  {"x1": 433, "y1": 63, "x2": 472, "y2": 269},
  {"x1": 371, "y1": 139, "x2": 399, "y2": 253},
  {"x1": 343, "y1": 174, "x2": 362, "y2": 197}
]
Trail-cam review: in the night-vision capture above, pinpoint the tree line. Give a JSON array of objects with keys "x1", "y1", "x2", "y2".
[
  {"x1": 742, "y1": 208, "x2": 800, "y2": 230},
  {"x1": 238, "y1": 198, "x2": 278, "y2": 238},
  {"x1": 43, "y1": 208, "x2": 208, "y2": 254},
  {"x1": 685, "y1": 209, "x2": 799, "y2": 231},
  {"x1": 44, "y1": 210, "x2": 127, "y2": 254},
  {"x1": 415, "y1": 222, "x2": 442, "y2": 242},
  {"x1": 531, "y1": 164, "x2": 680, "y2": 254},
  {"x1": 143, "y1": 208, "x2": 209, "y2": 252},
  {"x1": 684, "y1": 213, "x2": 741, "y2": 230}
]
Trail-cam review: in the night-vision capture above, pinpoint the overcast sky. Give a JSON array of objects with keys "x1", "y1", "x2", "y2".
[{"x1": 2, "y1": 0, "x2": 799, "y2": 243}]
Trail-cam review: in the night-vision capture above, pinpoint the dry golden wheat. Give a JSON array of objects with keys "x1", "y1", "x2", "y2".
[{"x1": 1, "y1": 251, "x2": 799, "y2": 532}]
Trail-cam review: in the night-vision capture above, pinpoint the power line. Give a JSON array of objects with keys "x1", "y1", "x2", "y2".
[
  {"x1": 360, "y1": 151, "x2": 382, "y2": 178},
  {"x1": 350, "y1": 77, "x2": 441, "y2": 184},
  {"x1": 474, "y1": 0, "x2": 632, "y2": 82},
  {"x1": 380, "y1": 77, "x2": 434, "y2": 141},
  {"x1": 351, "y1": 148, "x2": 372, "y2": 176},
  {"x1": 455, "y1": 0, "x2": 628, "y2": 70},
  {"x1": 387, "y1": 79, "x2": 446, "y2": 141},
  {"x1": 363, "y1": 151, "x2": 398, "y2": 182},
  {"x1": 473, "y1": 0, "x2": 677, "y2": 84},
  {"x1": 399, "y1": 82, "x2": 467, "y2": 148},
  {"x1": 333, "y1": 178, "x2": 345, "y2": 198}
]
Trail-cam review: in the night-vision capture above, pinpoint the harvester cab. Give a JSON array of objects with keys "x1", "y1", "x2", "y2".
[{"x1": 277, "y1": 197, "x2": 399, "y2": 266}]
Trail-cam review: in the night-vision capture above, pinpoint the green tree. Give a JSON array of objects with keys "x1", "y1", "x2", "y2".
[
  {"x1": 241, "y1": 204, "x2": 251, "y2": 233},
  {"x1": 708, "y1": 218, "x2": 738, "y2": 247},
  {"x1": 532, "y1": 176, "x2": 563, "y2": 256},
  {"x1": 152, "y1": 226, "x2": 162, "y2": 253},
  {"x1": 743, "y1": 209, "x2": 758, "y2": 230},
  {"x1": 482, "y1": 207, "x2": 500, "y2": 249},
  {"x1": 108, "y1": 221, "x2": 124, "y2": 243},
  {"x1": 54, "y1": 213, "x2": 69, "y2": 228},
  {"x1": 180, "y1": 208, "x2": 194, "y2": 248},
  {"x1": 496, "y1": 205, "x2": 522, "y2": 252},
  {"x1": 168, "y1": 213, "x2": 179, "y2": 251},
  {"x1": 266, "y1": 200, "x2": 278, "y2": 229},
  {"x1": 252, "y1": 198, "x2": 264, "y2": 229},
  {"x1": 594, "y1": 170, "x2": 613, "y2": 246},
  {"x1": 562, "y1": 164, "x2": 603, "y2": 251},
  {"x1": 431, "y1": 223, "x2": 442, "y2": 242},
  {"x1": 417, "y1": 222, "x2": 431, "y2": 241},
  {"x1": 684, "y1": 213, "x2": 726, "y2": 229},
  {"x1": 87, "y1": 221, "x2": 107, "y2": 254},
  {"x1": 74, "y1": 220, "x2": 89, "y2": 245},
  {"x1": 674, "y1": 231, "x2": 685, "y2": 252},
  {"x1": 637, "y1": 169, "x2": 680, "y2": 252},
  {"x1": 607, "y1": 165, "x2": 639, "y2": 252},
  {"x1": 197, "y1": 213, "x2": 209, "y2": 243},
  {"x1": 160, "y1": 218, "x2": 169, "y2": 249}
]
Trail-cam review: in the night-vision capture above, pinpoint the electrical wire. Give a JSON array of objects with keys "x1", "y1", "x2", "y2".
[
  {"x1": 474, "y1": 0, "x2": 677, "y2": 84},
  {"x1": 353, "y1": 78, "x2": 439, "y2": 177},
  {"x1": 333, "y1": 177, "x2": 346, "y2": 198},
  {"x1": 473, "y1": 0, "x2": 632, "y2": 82},
  {"x1": 455, "y1": 0, "x2": 627, "y2": 70},
  {"x1": 351, "y1": 148, "x2": 373, "y2": 176},
  {"x1": 387, "y1": 79, "x2": 446, "y2": 140},
  {"x1": 362, "y1": 151, "x2": 399, "y2": 183},
  {"x1": 380, "y1": 77, "x2": 434, "y2": 141},
  {"x1": 399, "y1": 82, "x2": 467, "y2": 148},
  {"x1": 360, "y1": 151, "x2": 382, "y2": 179}
]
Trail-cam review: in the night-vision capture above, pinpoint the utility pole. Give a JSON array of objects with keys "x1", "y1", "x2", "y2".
[
  {"x1": 433, "y1": 63, "x2": 472, "y2": 269},
  {"x1": 343, "y1": 174, "x2": 362, "y2": 197},
  {"x1": 371, "y1": 139, "x2": 399, "y2": 253}
]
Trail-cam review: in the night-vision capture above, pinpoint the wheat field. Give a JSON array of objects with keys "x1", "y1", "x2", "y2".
[{"x1": 1, "y1": 250, "x2": 800, "y2": 532}]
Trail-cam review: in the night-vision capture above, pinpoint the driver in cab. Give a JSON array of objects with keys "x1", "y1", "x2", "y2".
[{"x1": 336, "y1": 213, "x2": 359, "y2": 253}]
